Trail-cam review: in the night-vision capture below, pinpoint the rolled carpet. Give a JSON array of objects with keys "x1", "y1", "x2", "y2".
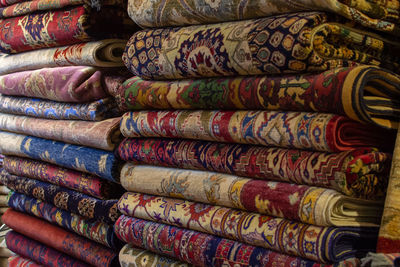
[
  {"x1": 3, "y1": 156, "x2": 123, "y2": 199},
  {"x1": 0, "y1": 185, "x2": 9, "y2": 195},
  {"x1": 119, "y1": 163, "x2": 382, "y2": 226},
  {"x1": 118, "y1": 138, "x2": 391, "y2": 199},
  {"x1": 123, "y1": 12, "x2": 400, "y2": 80},
  {"x1": 8, "y1": 192, "x2": 122, "y2": 249},
  {"x1": 0, "y1": 113, "x2": 122, "y2": 151},
  {"x1": 115, "y1": 215, "x2": 377, "y2": 264},
  {"x1": 0, "y1": 39, "x2": 126, "y2": 75},
  {"x1": 8, "y1": 255, "x2": 43, "y2": 267},
  {"x1": 361, "y1": 252, "x2": 400, "y2": 267},
  {"x1": 0, "y1": 0, "x2": 22, "y2": 7},
  {"x1": 0, "y1": 170, "x2": 120, "y2": 224},
  {"x1": 0, "y1": 131, "x2": 121, "y2": 182},
  {"x1": 0, "y1": 223, "x2": 12, "y2": 257},
  {"x1": 0, "y1": 95, "x2": 120, "y2": 121},
  {"x1": 120, "y1": 110, "x2": 393, "y2": 152},
  {"x1": 115, "y1": 66, "x2": 400, "y2": 129}
]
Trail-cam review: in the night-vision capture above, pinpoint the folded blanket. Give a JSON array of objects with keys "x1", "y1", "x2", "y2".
[
  {"x1": 4, "y1": 156, "x2": 123, "y2": 199},
  {"x1": 0, "y1": 195, "x2": 7, "y2": 207},
  {"x1": 0, "y1": 170, "x2": 120, "y2": 224},
  {"x1": 0, "y1": 66, "x2": 127, "y2": 102},
  {"x1": 0, "y1": 185, "x2": 8, "y2": 195},
  {"x1": 0, "y1": 39, "x2": 126, "y2": 75},
  {"x1": 128, "y1": 0, "x2": 400, "y2": 36},
  {"x1": 0, "y1": 131, "x2": 121, "y2": 181},
  {"x1": 120, "y1": 110, "x2": 393, "y2": 152},
  {"x1": 116, "y1": 66, "x2": 400, "y2": 129},
  {"x1": 123, "y1": 12, "x2": 400, "y2": 80},
  {"x1": 3, "y1": 209, "x2": 118, "y2": 267},
  {"x1": 0, "y1": 95, "x2": 120, "y2": 121},
  {"x1": 8, "y1": 192, "x2": 122, "y2": 249},
  {"x1": 115, "y1": 215, "x2": 377, "y2": 265},
  {"x1": 0, "y1": 113, "x2": 122, "y2": 150},
  {"x1": 0, "y1": 223, "x2": 12, "y2": 257},
  {"x1": 118, "y1": 138, "x2": 391, "y2": 199},
  {"x1": 0, "y1": 5, "x2": 132, "y2": 54},
  {"x1": 361, "y1": 252, "x2": 400, "y2": 267},
  {"x1": 8, "y1": 255, "x2": 43, "y2": 267},
  {"x1": 120, "y1": 163, "x2": 382, "y2": 226}
]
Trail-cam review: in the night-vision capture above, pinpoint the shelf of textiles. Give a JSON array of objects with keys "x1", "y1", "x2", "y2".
[{"x1": 0, "y1": 0, "x2": 400, "y2": 266}]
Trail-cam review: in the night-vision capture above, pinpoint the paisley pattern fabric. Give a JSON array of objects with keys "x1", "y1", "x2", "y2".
[
  {"x1": 0, "y1": 131, "x2": 121, "y2": 181},
  {"x1": 0, "y1": 169, "x2": 120, "y2": 224},
  {"x1": 6, "y1": 231, "x2": 89, "y2": 267},
  {"x1": 3, "y1": 156, "x2": 122, "y2": 199},
  {"x1": 0, "y1": 95, "x2": 120, "y2": 121},
  {"x1": 0, "y1": 114, "x2": 122, "y2": 151},
  {"x1": 127, "y1": 0, "x2": 400, "y2": 35},
  {"x1": 115, "y1": 215, "x2": 377, "y2": 264},
  {"x1": 0, "y1": 39, "x2": 126, "y2": 75},
  {"x1": 120, "y1": 110, "x2": 393, "y2": 153},
  {"x1": 123, "y1": 12, "x2": 400, "y2": 80},
  {"x1": 8, "y1": 192, "x2": 122, "y2": 249},
  {"x1": 118, "y1": 138, "x2": 391, "y2": 199},
  {"x1": 118, "y1": 192, "x2": 379, "y2": 262},
  {"x1": 8, "y1": 255, "x2": 44, "y2": 267},
  {"x1": 116, "y1": 66, "x2": 400, "y2": 129},
  {"x1": 3, "y1": 209, "x2": 118, "y2": 267},
  {"x1": 119, "y1": 163, "x2": 382, "y2": 226}
]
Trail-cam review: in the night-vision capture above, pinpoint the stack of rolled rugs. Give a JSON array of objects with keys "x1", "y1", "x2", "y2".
[
  {"x1": 0, "y1": 0, "x2": 137, "y2": 266},
  {"x1": 110, "y1": 0, "x2": 400, "y2": 266}
]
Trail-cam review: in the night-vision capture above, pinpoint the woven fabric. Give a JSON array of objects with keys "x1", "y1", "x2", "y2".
[
  {"x1": 0, "y1": 170, "x2": 120, "y2": 224},
  {"x1": 0, "y1": 114, "x2": 122, "y2": 151},
  {"x1": 3, "y1": 210, "x2": 118, "y2": 266},
  {"x1": 0, "y1": 223, "x2": 12, "y2": 257},
  {"x1": 0, "y1": 131, "x2": 121, "y2": 181},
  {"x1": 0, "y1": 66, "x2": 126, "y2": 102},
  {"x1": 120, "y1": 110, "x2": 392, "y2": 153},
  {"x1": 8, "y1": 255, "x2": 43, "y2": 267},
  {"x1": 119, "y1": 163, "x2": 382, "y2": 226},
  {"x1": 0, "y1": 0, "x2": 23, "y2": 7},
  {"x1": 8, "y1": 192, "x2": 121, "y2": 249},
  {"x1": 3, "y1": 156, "x2": 122, "y2": 199},
  {"x1": 118, "y1": 192, "x2": 378, "y2": 262},
  {"x1": 361, "y1": 252, "x2": 400, "y2": 267},
  {"x1": 118, "y1": 138, "x2": 390, "y2": 199},
  {"x1": 0, "y1": 40, "x2": 126, "y2": 75},
  {"x1": 123, "y1": 12, "x2": 400, "y2": 80},
  {"x1": 0, "y1": 95, "x2": 120, "y2": 121},
  {"x1": 0, "y1": 185, "x2": 9, "y2": 194},
  {"x1": 116, "y1": 66, "x2": 400, "y2": 129},
  {"x1": 127, "y1": 0, "x2": 400, "y2": 35},
  {"x1": 6, "y1": 231, "x2": 89, "y2": 267}
]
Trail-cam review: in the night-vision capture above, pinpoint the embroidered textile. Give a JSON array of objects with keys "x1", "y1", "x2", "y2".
[
  {"x1": 8, "y1": 255, "x2": 43, "y2": 267},
  {"x1": 8, "y1": 192, "x2": 121, "y2": 248},
  {"x1": 3, "y1": 210, "x2": 118, "y2": 266},
  {"x1": 361, "y1": 252, "x2": 400, "y2": 267},
  {"x1": 0, "y1": 40, "x2": 126, "y2": 75},
  {"x1": 119, "y1": 163, "x2": 382, "y2": 226},
  {"x1": 0, "y1": 169, "x2": 120, "y2": 224},
  {"x1": 116, "y1": 66, "x2": 400, "y2": 129},
  {"x1": 0, "y1": 114, "x2": 122, "y2": 151},
  {"x1": 120, "y1": 110, "x2": 393, "y2": 153},
  {"x1": 3, "y1": 156, "x2": 122, "y2": 199},
  {"x1": 0, "y1": 131, "x2": 121, "y2": 181},
  {"x1": 123, "y1": 12, "x2": 400, "y2": 80},
  {"x1": 0, "y1": 95, "x2": 120, "y2": 121},
  {"x1": 6, "y1": 231, "x2": 89, "y2": 267},
  {"x1": 118, "y1": 138, "x2": 391, "y2": 199}
]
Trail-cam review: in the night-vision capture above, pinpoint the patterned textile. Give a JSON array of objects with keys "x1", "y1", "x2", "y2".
[
  {"x1": 361, "y1": 252, "x2": 400, "y2": 267},
  {"x1": 0, "y1": 223, "x2": 12, "y2": 257},
  {"x1": 0, "y1": 66, "x2": 125, "y2": 102},
  {"x1": 0, "y1": 114, "x2": 122, "y2": 151},
  {"x1": 0, "y1": 95, "x2": 120, "y2": 121},
  {"x1": 128, "y1": 0, "x2": 400, "y2": 35},
  {"x1": 0, "y1": 5, "x2": 132, "y2": 54},
  {"x1": 118, "y1": 192, "x2": 379, "y2": 262},
  {"x1": 116, "y1": 66, "x2": 400, "y2": 129},
  {"x1": 8, "y1": 255, "x2": 43, "y2": 267},
  {"x1": 123, "y1": 12, "x2": 400, "y2": 80},
  {"x1": 0, "y1": 39, "x2": 126, "y2": 75},
  {"x1": 0, "y1": 131, "x2": 121, "y2": 181},
  {"x1": 0, "y1": 169, "x2": 120, "y2": 224},
  {"x1": 119, "y1": 163, "x2": 382, "y2": 226},
  {"x1": 0, "y1": 0, "x2": 22, "y2": 7},
  {"x1": 3, "y1": 209, "x2": 118, "y2": 267},
  {"x1": 8, "y1": 192, "x2": 122, "y2": 249},
  {"x1": 4, "y1": 156, "x2": 122, "y2": 199},
  {"x1": 119, "y1": 244, "x2": 190, "y2": 267},
  {"x1": 0, "y1": 185, "x2": 9, "y2": 194},
  {"x1": 115, "y1": 215, "x2": 376, "y2": 265},
  {"x1": 118, "y1": 138, "x2": 391, "y2": 199},
  {"x1": 120, "y1": 110, "x2": 393, "y2": 153}
]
